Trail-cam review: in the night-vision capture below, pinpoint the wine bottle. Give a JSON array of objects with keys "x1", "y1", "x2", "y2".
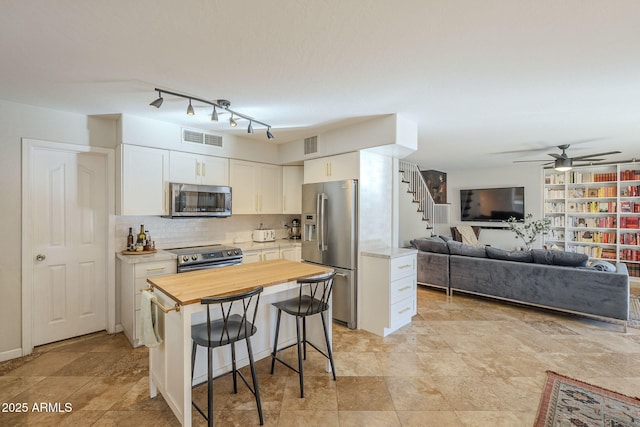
[
  {"x1": 138, "y1": 225, "x2": 146, "y2": 245},
  {"x1": 127, "y1": 227, "x2": 134, "y2": 249}
]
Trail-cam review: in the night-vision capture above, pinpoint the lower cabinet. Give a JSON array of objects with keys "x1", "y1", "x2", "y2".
[
  {"x1": 360, "y1": 249, "x2": 417, "y2": 337},
  {"x1": 242, "y1": 248, "x2": 280, "y2": 264},
  {"x1": 118, "y1": 257, "x2": 176, "y2": 347},
  {"x1": 280, "y1": 245, "x2": 302, "y2": 262}
]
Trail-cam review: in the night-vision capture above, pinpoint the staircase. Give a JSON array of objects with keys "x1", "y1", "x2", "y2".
[{"x1": 399, "y1": 160, "x2": 450, "y2": 237}]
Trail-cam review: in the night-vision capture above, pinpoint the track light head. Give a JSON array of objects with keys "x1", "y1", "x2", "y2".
[
  {"x1": 186, "y1": 99, "x2": 195, "y2": 116},
  {"x1": 247, "y1": 121, "x2": 254, "y2": 134},
  {"x1": 266, "y1": 127, "x2": 275, "y2": 140},
  {"x1": 230, "y1": 115, "x2": 238, "y2": 127},
  {"x1": 149, "y1": 91, "x2": 163, "y2": 108},
  {"x1": 211, "y1": 106, "x2": 218, "y2": 122}
]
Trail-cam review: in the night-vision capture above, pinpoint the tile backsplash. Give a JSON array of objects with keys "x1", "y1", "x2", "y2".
[{"x1": 116, "y1": 214, "x2": 299, "y2": 250}]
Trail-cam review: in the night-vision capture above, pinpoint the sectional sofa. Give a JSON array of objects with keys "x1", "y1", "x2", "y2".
[{"x1": 411, "y1": 236, "x2": 630, "y2": 327}]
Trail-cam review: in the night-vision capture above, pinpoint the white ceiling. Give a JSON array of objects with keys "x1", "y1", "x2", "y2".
[{"x1": 1, "y1": 0, "x2": 639, "y2": 171}]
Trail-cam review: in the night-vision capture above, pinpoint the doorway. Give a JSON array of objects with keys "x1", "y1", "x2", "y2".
[{"x1": 22, "y1": 139, "x2": 115, "y2": 353}]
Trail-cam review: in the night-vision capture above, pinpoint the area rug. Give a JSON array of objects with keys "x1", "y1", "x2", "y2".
[
  {"x1": 629, "y1": 295, "x2": 640, "y2": 329},
  {"x1": 535, "y1": 371, "x2": 640, "y2": 426}
]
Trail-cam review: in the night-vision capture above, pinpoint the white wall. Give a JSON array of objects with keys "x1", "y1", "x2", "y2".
[
  {"x1": 0, "y1": 100, "x2": 117, "y2": 359},
  {"x1": 447, "y1": 164, "x2": 544, "y2": 250}
]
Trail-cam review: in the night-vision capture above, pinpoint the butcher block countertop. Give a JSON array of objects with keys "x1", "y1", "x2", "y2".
[{"x1": 146, "y1": 259, "x2": 333, "y2": 306}]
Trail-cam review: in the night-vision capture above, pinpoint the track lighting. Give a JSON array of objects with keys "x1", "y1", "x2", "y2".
[
  {"x1": 149, "y1": 91, "x2": 163, "y2": 108},
  {"x1": 149, "y1": 87, "x2": 274, "y2": 139}
]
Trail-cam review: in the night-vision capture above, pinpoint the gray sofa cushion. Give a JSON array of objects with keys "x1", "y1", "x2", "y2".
[
  {"x1": 486, "y1": 246, "x2": 533, "y2": 263},
  {"x1": 447, "y1": 241, "x2": 487, "y2": 258},
  {"x1": 531, "y1": 249, "x2": 589, "y2": 267},
  {"x1": 411, "y1": 237, "x2": 449, "y2": 254},
  {"x1": 439, "y1": 235, "x2": 453, "y2": 242}
]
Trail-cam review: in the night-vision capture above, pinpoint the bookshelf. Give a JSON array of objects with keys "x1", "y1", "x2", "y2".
[{"x1": 543, "y1": 162, "x2": 640, "y2": 280}]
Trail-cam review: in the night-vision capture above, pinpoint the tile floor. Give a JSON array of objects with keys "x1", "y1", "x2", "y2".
[{"x1": 2, "y1": 286, "x2": 640, "y2": 426}]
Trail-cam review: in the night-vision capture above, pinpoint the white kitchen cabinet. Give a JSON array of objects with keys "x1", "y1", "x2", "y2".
[
  {"x1": 242, "y1": 248, "x2": 280, "y2": 264},
  {"x1": 229, "y1": 160, "x2": 282, "y2": 214},
  {"x1": 169, "y1": 151, "x2": 229, "y2": 186},
  {"x1": 304, "y1": 152, "x2": 359, "y2": 183},
  {"x1": 280, "y1": 245, "x2": 302, "y2": 262},
  {"x1": 118, "y1": 256, "x2": 176, "y2": 347},
  {"x1": 360, "y1": 248, "x2": 417, "y2": 337},
  {"x1": 117, "y1": 144, "x2": 170, "y2": 216},
  {"x1": 282, "y1": 165, "x2": 303, "y2": 214}
]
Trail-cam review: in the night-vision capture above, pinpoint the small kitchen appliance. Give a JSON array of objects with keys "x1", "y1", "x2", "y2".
[
  {"x1": 252, "y1": 229, "x2": 276, "y2": 242},
  {"x1": 289, "y1": 219, "x2": 301, "y2": 239}
]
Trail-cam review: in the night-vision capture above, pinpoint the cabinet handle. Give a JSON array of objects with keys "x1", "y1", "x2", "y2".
[
  {"x1": 398, "y1": 264, "x2": 412, "y2": 269},
  {"x1": 201, "y1": 163, "x2": 206, "y2": 177},
  {"x1": 146, "y1": 266, "x2": 167, "y2": 272},
  {"x1": 283, "y1": 195, "x2": 286, "y2": 211},
  {"x1": 398, "y1": 307, "x2": 411, "y2": 314},
  {"x1": 196, "y1": 162, "x2": 201, "y2": 177},
  {"x1": 398, "y1": 286, "x2": 411, "y2": 291}
]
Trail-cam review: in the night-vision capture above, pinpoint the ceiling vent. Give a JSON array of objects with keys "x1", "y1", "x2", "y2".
[
  {"x1": 304, "y1": 136, "x2": 318, "y2": 155},
  {"x1": 182, "y1": 128, "x2": 223, "y2": 148}
]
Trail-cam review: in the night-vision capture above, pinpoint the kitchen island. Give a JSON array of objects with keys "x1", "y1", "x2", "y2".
[{"x1": 145, "y1": 259, "x2": 333, "y2": 426}]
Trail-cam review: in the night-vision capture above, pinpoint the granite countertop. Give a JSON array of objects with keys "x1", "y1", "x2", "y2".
[{"x1": 361, "y1": 247, "x2": 418, "y2": 259}]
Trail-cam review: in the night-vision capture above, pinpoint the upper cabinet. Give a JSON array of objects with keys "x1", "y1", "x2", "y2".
[
  {"x1": 169, "y1": 151, "x2": 229, "y2": 186},
  {"x1": 282, "y1": 166, "x2": 303, "y2": 214},
  {"x1": 304, "y1": 152, "x2": 359, "y2": 183},
  {"x1": 230, "y1": 160, "x2": 283, "y2": 214},
  {"x1": 117, "y1": 144, "x2": 169, "y2": 216}
]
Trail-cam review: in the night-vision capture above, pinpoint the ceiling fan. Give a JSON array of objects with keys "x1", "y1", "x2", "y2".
[{"x1": 513, "y1": 144, "x2": 621, "y2": 171}]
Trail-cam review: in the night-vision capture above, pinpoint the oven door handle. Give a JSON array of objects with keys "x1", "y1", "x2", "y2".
[{"x1": 177, "y1": 261, "x2": 241, "y2": 272}]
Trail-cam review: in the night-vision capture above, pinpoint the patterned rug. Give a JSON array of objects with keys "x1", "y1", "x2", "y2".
[
  {"x1": 535, "y1": 371, "x2": 640, "y2": 426},
  {"x1": 629, "y1": 295, "x2": 640, "y2": 329}
]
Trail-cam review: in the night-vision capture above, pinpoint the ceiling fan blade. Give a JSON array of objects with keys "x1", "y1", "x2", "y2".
[
  {"x1": 548, "y1": 153, "x2": 564, "y2": 160},
  {"x1": 571, "y1": 151, "x2": 621, "y2": 161},
  {"x1": 513, "y1": 160, "x2": 554, "y2": 164}
]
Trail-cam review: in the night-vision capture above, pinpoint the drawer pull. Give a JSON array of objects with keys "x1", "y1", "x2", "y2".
[
  {"x1": 398, "y1": 264, "x2": 412, "y2": 269},
  {"x1": 398, "y1": 307, "x2": 411, "y2": 314},
  {"x1": 398, "y1": 286, "x2": 411, "y2": 291},
  {"x1": 146, "y1": 266, "x2": 167, "y2": 272}
]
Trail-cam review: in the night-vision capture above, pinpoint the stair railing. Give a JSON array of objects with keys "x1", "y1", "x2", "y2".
[{"x1": 399, "y1": 160, "x2": 435, "y2": 232}]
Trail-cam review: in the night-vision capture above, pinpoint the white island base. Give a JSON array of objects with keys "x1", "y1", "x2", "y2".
[{"x1": 148, "y1": 280, "x2": 331, "y2": 426}]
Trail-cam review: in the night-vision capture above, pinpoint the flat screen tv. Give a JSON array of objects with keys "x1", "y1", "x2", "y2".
[{"x1": 460, "y1": 187, "x2": 525, "y2": 222}]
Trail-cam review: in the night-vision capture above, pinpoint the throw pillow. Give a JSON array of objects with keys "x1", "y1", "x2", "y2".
[
  {"x1": 589, "y1": 260, "x2": 617, "y2": 272},
  {"x1": 447, "y1": 240, "x2": 487, "y2": 258},
  {"x1": 531, "y1": 249, "x2": 589, "y2": 267},
  {"x1": 486, "y1": 246, "x2": 533, "y2": 263},
  {"x1": 411, "y1": 237, "x2": 449, "y2": 254},
  {"x1": 439, "y1": 235, "x2": 453, "y2": 242}
]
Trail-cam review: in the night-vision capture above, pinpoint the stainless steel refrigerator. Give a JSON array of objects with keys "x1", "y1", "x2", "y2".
[{"x1": 302, "y1": 179, "x2": 357, "y2": 329}]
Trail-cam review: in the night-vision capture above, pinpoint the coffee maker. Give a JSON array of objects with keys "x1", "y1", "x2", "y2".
[{"x1": 289, "y1": 218, "x2": 301, "y2": 239}]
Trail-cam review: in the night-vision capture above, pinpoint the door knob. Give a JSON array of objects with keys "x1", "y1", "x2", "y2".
[{"x1": 36, "y1": 254, "x2": 46, "y2": 261}]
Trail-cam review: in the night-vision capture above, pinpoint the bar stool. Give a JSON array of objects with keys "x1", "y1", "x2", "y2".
[
  {"x1": 270, "y1": 272, "x2": 336, "y2": 398},
  {"x1": 191, "y1": 286, "x2": 264, "y2": 426}
]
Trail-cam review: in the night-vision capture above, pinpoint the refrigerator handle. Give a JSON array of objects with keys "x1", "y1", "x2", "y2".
[{"x1": 319, "y1": 192, "x2": 328, "y2": 251}]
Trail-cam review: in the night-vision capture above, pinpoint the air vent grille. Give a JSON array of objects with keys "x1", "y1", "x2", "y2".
[
  {"x1": 204, "y1": 134, "x2": 223, "y2": 147},
  {"x1": 304, "y1": 136, "x2": 318, "y2": 155},
  {"x1": 182, "y1": 128, "x2": 223, "y2": 148}
]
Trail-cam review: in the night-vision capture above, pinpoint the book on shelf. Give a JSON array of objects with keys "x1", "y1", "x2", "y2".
[
  {"x1": 620, "y1": 185, "x2": 640, "y2": 197},
  {"x1": 621, "y1": 169, "x2": 640, "y2": 181},
  {"x1": 620, "y1": 216, "x2": 639, "y2": 229}
]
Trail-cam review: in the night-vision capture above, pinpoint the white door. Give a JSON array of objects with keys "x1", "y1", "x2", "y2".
[{"x1": 30, "y1": 146, "x2": 108, "y2": 346}]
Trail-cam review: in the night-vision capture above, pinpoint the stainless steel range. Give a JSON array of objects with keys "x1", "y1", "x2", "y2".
[{"x1": 165, "y1": 244, "x2": 243, "y2": 273}]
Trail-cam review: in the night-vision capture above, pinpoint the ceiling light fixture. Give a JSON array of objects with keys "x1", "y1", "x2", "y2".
[
  {"x1": 149, "y1": 90, "x2": 163, "y2": 108},
  {"x1": 554, "y1": 157, "x2": 573, "y2": 171},
  {"x1": 149, "y1": 87, "x2": 274, "y2": 139}
]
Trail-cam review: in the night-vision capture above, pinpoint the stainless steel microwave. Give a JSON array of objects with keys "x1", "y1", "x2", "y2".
[{"x1": 169, "y1": 183, "x2": 232, "y2": 217}]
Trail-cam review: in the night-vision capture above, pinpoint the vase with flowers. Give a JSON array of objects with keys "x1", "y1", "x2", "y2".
[{"x1": 506, "y1": 214, "x2": 551, "y2": 250}]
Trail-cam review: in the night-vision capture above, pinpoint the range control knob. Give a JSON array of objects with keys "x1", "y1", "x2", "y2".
[
  {"x1": 227, "y1": 250, "x2": 232, "y2": 256},
  {"x1": 234, "y1": 249, "x2": 240, "y2": 255},
  {"x1": 192, "y1": 255, "x2": 198, "y2": 260},
  {"x1": 182, "y1": 255, "x2": 189, "y2": 262}
]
